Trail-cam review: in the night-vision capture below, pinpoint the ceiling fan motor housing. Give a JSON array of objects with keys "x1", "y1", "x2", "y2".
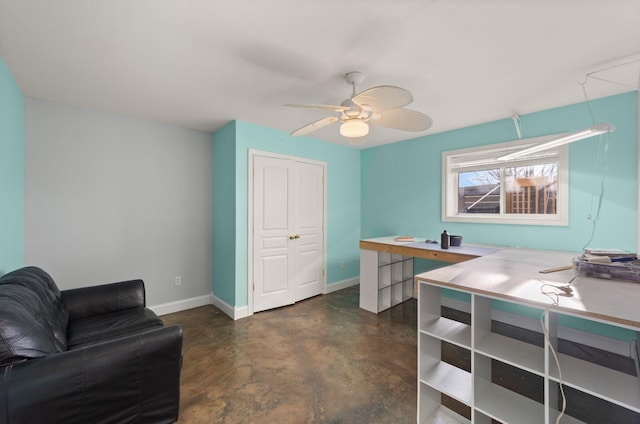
[{"x1": 344, "y1": 71, "x2": 365, "y2": 87}]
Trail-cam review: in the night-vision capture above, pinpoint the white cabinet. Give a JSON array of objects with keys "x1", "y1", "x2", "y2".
[
  {"x1": 360, "y1": 249, "x2": 414, "y2": 313},
  {"x1": 417, "y1": 281, "x2": 640, "y2": 424}
]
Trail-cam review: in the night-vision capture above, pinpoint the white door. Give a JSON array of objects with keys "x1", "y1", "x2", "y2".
[
  {"x1": 252, "y1": 153, "x2": 325, "y2": 313},
  {"x1": 292, "y1": 160, "x2": 325, "y2": 302}
]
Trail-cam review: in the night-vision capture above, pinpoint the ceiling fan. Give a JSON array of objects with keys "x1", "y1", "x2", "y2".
[{"x1": 286, "y1": 71, "x2": 433, "y2": 140}]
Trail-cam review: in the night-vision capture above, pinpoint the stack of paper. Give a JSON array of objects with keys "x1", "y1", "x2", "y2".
[
  {"x1": 395, "y1": 236, "x2": 415, "y2": 242},
  {"x1": 583, "y1": 248, "x2": 637, "y2": 263}
]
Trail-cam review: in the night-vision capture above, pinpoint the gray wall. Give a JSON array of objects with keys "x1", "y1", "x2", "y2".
[{"x1": 24, "y1": 98, "x2": 213, "y2": 308}]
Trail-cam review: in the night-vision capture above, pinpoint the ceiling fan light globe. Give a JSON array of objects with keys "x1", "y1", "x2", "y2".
[{"x1": 340, "y1": 121, "x2": 369, "y2": 138}]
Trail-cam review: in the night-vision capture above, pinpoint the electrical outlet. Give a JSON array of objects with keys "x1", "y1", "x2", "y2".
[
  {"x1": 340, "y1": 261, "x2": 345, "y2": 269},
  {"x1": 175, "y1": 276, "x2": 182, "y2": 286}
]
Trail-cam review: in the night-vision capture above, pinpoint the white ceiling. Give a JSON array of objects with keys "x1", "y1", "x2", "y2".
[{"x1": 1, "y1": 0, "x2": 639, "y2": 148}]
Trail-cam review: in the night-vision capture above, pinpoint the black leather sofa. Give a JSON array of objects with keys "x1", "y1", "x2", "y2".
[{"x1": 0, "y1": 266, "x2": 183, "y2": 424}]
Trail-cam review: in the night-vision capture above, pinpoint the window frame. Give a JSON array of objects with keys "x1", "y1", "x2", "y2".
[{"x1": 442, "y1": 135, "x2": 569, "y2": 226}]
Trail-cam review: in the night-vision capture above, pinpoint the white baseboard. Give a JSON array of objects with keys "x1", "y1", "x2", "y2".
[
  {"x1": 211, "y1": 293, "x2": 250, "y2": 320},
  {"x1": 325, "y1": 277, "x2": 359, "y2": 294},
  {"x1": 234, "y1": 305, "x2": 250, "y2": 320},
  {"x1": 211, "y1": 278, "x2": 360, "y2": 320},
  {"x1": 150, "y1": 294, "x2": 211, "y2": 316},
  {"x1": 442, "y1": 297, "x2": 633, "y2": 357}
]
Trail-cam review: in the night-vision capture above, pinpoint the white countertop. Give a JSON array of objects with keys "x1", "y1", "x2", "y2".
[{"x1": 415, "y1": 247, "x2": 640, "y2": 329}]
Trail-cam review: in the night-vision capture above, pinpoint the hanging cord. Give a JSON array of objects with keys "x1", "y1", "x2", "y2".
[
  {"x1": 578, "y1": 80, "x2": 598, "y2": 126},
  {"x1": 539, "y1": 276, "x2": 576, "y2": 305},
  {"x1": 538, "y1": 275, "x2": 575, "y2": 423},
  {"x1": 581, "y1": 57, "x2": 640, "y2": 92},
  {"x1": 577, "y1": 80, "x2": 610, "y2": 251},
  {"x1": 580, "y1": 59, "x2": 640, "y2": 91},
  {"x1": 585, "y1": 130, "x2": 605, "y2": 221},
  {"x1": 540, "y1": 310, "x2": 567, "y2": 424},
  {"x1": 581, "y1": 132, "x2": 610, "y2": 251},
  {"x1": 579, "y1": 80, "x2": 603, "y2": 218}
]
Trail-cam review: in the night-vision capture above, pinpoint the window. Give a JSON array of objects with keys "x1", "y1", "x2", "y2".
[{"x1": 443, "y1": 135, "x2": 568, "y2": 226}]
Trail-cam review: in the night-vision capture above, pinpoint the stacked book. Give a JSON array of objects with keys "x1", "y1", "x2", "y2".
[{"x1": 574, "y1": 249, "x2": 640, "y2": 283}]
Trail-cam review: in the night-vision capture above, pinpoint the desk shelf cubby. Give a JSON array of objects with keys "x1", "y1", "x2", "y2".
[{"x1": 360, "y1": 249, "x2": 414, "y2": 313}]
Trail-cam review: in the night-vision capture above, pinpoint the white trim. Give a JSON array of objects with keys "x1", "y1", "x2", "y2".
[
  {"x1": 442, "y1": 297, "x2": 634, "y2": 358},
  {"x1": 210, "y1": 292, "x2": 235, "y2": 318},
  {"x1": 442, "y1": 137, "x2": 569, "y2": 226},
  {"x1": 324, "y1": 277, "x2": 359, "y2": 294},
  {"x1": 211, "y1": 279, "x2": 357, "y2": 319},
  {"x1": 247, "y1": 149, "x2": 328, "y2": 315},
  {"x1": 211, "y1": 293, "x2": 251, "y2": 320},
  {"x1": 247, "y1": 150, "x2": 255, "y2": 315},
  {"x1": 233, "y1": 305, "x2": 250, "y2": 320},
  {"x1": 150, "y1": 294, "x2": 211, "y2": 316}
]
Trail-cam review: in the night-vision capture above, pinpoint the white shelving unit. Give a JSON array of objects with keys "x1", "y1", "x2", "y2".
[
  {"x1": 359, "y1": 237, "x2": 494, "y2": 315},
  {"x1": 417, "y1": 281, "x2": 640, "y2": 424},
  {"x1": 360, "y1": 249, "x2": 414, "y2": 313}
]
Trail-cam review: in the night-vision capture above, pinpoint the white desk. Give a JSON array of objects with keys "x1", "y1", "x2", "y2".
[
  {"x1": 415, "y1": 247, "x2": 640, "y2": 424},
  {"x1": 416, "y1": 247, "x2": 640, "y2": 328},
  {"x1": 359, "y1": 236, "x2": 498, "y2": 313}
]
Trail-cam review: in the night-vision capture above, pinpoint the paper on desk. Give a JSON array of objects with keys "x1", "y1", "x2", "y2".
[{"x1": 583, "y1": 253, "x2": 637, "y2": 264}]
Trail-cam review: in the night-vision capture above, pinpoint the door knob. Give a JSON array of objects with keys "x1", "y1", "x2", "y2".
[
  {"x1": 295, "y1": 234, "x2": 301, "y2": 239},
  {"x1": 289, "y1": 234, "x2": 296, "y2": 240}
]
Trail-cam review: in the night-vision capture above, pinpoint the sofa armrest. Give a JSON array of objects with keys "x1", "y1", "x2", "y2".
[
  {"x1": 0, "y1": 325, "x2": 183, "y2": 424},
  {"x1": 62, "y1": 279, "x2": 147, "y2": 320}
]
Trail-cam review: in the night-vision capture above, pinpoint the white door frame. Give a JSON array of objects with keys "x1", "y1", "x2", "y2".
[{"x1": 247, "y1": 149, "x2": 327, "y2": 316}]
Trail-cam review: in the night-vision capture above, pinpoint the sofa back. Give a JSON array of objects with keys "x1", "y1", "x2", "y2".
[{"x1": 0, "y1": 266, "x2": 69, "y2": 366}]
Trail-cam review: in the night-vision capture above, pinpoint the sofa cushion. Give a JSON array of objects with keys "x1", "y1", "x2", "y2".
[
  {"x1": 67, "y1": 307, "x2": 163, "y2": 348},
  {"x1": 0, "y1": 267, "x2": 69, "y2": 365}
]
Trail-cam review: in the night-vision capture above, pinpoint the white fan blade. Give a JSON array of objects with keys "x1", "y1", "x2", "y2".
[
  {"x1": 291, "y1": 116, "x2": 339, "y2": 137},
  {"x1": 285, "y1": 103, "x2": 349, "y2": 112},
  {"x1": 374, "y1": 108, "x2": 433, "y2": 131},
  {"x1": 352, "y1": 86, "x2": 413, "y2": 112}
]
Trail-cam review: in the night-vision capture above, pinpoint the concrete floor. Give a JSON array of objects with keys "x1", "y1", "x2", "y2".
[{"x1": 161, "y1": 286, "x2": 417, "y2": 424}]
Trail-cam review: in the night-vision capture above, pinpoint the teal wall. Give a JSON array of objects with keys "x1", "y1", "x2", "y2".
[
  {"x1": 362, "y1": 92, "x2": 637, "y2": 252},
  {"x1": 363, "y1": 92, "x2": 638, "y2": 340},
  {"x1": 212, "y1": 121, "x2": 238, "y2": 306},
  {"x1": 0, "y1": 56, "x2": 25, "y2": 275},
  {"x1": 212, "y1": 121, "x2": 361, "y2": 308}
]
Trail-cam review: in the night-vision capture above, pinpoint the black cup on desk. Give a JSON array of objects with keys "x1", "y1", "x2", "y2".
[{"x1": 450, "y1": 235, "x2": 462, "y2": 246}]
